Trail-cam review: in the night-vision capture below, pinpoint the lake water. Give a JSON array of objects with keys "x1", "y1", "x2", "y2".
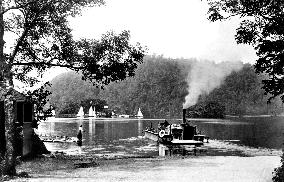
[{"x1": 38, "y1": 116, "x2": 284, "y2": 156}]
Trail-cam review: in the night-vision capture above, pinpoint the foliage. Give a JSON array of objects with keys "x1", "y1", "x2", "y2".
[
  {"x1": 100, "y1": 56, "x2": 189, "y2": 118},
  {"x1": 0, "y1": 0, "x2": 145, "y2": 176},
  {"x1": 199, "y1": 64, "x2": 283, "y2": 116},
  {"x1": 187, "y1": 101, "x2": 225, "y2": 119},
  {"x1": 57, "y1": 101, "x2": 79, "y2": 115},
  {"x1": 48, "y1": 71, "x2": 122, "y2": 116},
  {"x1": 273, "y1": 152, "x2": 284, "y2": 182},
  {"x1": 49, "y1": 58, "x2": 284, "y2": 118},
  {"x1": 3, "y1": 0, "x2": 145, "y2": 87},
  {"x1": 48, "y1": 71, "x2": 102, "y2": 115},
  {"x1": 80, "y1": 98, "x2": 107, "y2": 114},
  {"x1": 26, "y1": 82, "x2": 52, "y2": 127},
  {"x1": 48, "y1": 56, "x2": 189, "y2": 118},
  {"x1": 55, "y1": 97, "x2": 109, "y2": 116},
  {"x1": 207, "y1": 0, "x2": 284, "y2": 103}
]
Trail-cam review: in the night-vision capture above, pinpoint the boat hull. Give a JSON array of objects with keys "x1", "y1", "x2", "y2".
[
  {"x1": 144, "y1": 130, "x2": 159, "y2": 141},
  {"x1": 144, "y1": 130, "x2": 207, "y2": 146}
]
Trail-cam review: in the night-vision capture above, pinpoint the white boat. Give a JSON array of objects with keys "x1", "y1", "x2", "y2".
[
  {"x1": 136, "y1": 108, "x2": 143, "y2": 118},
  {"x1": 144, "y1": 118, "x2": 208, "y2": 145},
  {"x1": 144, "y1": 129, "x2": 159, "y2": 141},
  {"x1": 51, "y1": 110, "x2": 56, "y2": 116},
  {"x1": 111, "y1": 111, "x2": 117, "y2": 118},
  {"x1": 88, "y1": 106, "x2": 93, "y2": 117},
  {"x1": 118, "y1": 114, "x2": 130, "y2": 118},
  {"x1": 76, "y1": 106, "x2": 84, "y2": 118},
  {"x1": 144, "y1": 123, "x2": 205, "y2": 146}
]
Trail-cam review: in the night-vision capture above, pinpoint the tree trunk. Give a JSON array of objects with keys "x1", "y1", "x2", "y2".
[
  {"x1": 0, "y1": 1, "x2": 17, "y2": 176},
  {"x1": 3, "y1": 85, "x2": 17, "y2": 176}
]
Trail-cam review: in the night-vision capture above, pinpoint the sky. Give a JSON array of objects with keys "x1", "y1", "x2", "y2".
[
  {"x1": 68, "y1": 0, "x2": 257, "y2": 64},
  {"x1": 13, "y1": 0, "x2": 258, "y2": 90}
]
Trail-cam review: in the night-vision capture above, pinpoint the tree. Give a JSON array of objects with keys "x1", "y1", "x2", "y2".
[
  {"x1": 187, "y1": 101, "x2": 225, "y2": 119},
  {"x1": 101, "y1": 56, "x2": 189, "y2": 118},
  {"x1": 0, "y1": 0, "x2": 145, "y2": 176},
  {"x1": 198, "y1": 64, "x2": 282, "y2": 115},
  {"x1": 26, "y1": 82, "x2": 53, "y2": 127},
  {"x1": 48, "y1": 71, "x2": 101, "y2": 115},
  {"x1": 273, "y1": 153, "x2": 284, "y2": 182},
  {"x1": 207, "y1": 0, "x2": 284, "y2": 103},
  {"x1": 206, "y1": 1, "x2": 284, "y2": 181}
]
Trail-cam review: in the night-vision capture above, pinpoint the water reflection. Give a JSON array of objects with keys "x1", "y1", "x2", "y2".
[
  {"x1": 190, "y1": 116, "x2": 284, "y2": 149},
  {"x1": 39, "y1": 118, "x2": 149, "y2": 144},
  {"x1": 38, "y1": 117, "x2": 284, "y2": 156},
  {"x1": 88, "y1": 118, "x2": 94, "y2": 142},
  {"x1": 39, "y1": 118, "x2": 158, "y2": 156}
]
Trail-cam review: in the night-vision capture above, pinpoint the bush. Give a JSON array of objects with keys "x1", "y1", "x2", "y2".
[
  {"x1": 58, "y1": 102, "x2": 80, "y2": 115},
  {"x1": 272, "y1": 151, "x2": 284, "y2": 182},
  {"x1": 187, "y1": 101, "x2": 225, "y2": 119}
]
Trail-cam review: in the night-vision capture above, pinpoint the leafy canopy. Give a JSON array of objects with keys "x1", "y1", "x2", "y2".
[
  {"x1": 207, "y1": 0, "x2": 284, "y2": 102},
  {"x1": 2, "y1": 0, "x2": 145, "y2": 87},
  {"x1": 0, "y1": 0, "x2": 145, "y2": 176}
]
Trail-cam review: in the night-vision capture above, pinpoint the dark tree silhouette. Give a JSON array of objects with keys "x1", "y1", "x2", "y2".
[
  {"x1": 0, "y1": 0, "x2": 145, "y2": 176},
  {"x1": 207, "y1": 1, "x2": 284, "y2": 181},
  {"x1": 207, "y1": 0, "x2": 284, "y2": 103}
]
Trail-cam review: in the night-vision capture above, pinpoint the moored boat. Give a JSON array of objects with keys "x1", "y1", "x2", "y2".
[
  {"x1": 136, "y1": 108, "x2": 143, "y2": 119},
  {"x1": 144, "y1": 109, "x2": 208, "y2": 146},
  {"x1": 144, "y1": 129, "x2": 159, "y2": 141},
  {"x1": 88, "y1": 106, "x2": 94, "y2": 117},
  {"x1": 39, "y1": 135, "x2": 78, "y2": 143},
  {"x1": 76, "y1": 106, "x2": 84, "y2": 118}
]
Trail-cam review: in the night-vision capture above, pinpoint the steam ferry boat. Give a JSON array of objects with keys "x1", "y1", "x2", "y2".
[{"x1": 144, "y1": 109, "x2": 208, "y2": 146}]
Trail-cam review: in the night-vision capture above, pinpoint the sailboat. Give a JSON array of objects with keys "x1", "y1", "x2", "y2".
[
  {"x1": 136, "y1": 108, "x2": 143, "y2": 119},
  {"x1": 76, "y1": 106, "x2": 84, "y2": 118},
  {"x1": 89, "y1": 106, "x2": 93, "y2": 117},
  {"x1": 51, "y1": 110, "x2": 56, "y2": 116}
]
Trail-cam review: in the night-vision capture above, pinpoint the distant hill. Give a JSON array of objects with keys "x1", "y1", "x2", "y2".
[
  {"x1": 47, "y1": 56, "x2": 284, "y2": 118},
  {"x1": 199, "y1": 64, "x2": 284, "y2": 116},
  {"x1": 100, "y1": 56, "x2": 190, "y2": 118},
  {"x1": 48, "y1": 71, "x2": 101, "y2": 115}
]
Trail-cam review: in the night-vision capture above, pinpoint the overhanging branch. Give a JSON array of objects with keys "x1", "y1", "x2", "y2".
[
  {"x1": 12, "y1": 61, "x2": 84, "y2": 70},
  {"x1": 1, "y1": 1, "x2": 37, "y2": 15}
]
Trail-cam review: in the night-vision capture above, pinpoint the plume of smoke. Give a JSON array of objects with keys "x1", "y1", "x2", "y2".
[{"x1": 183, "y1": 60, "x2": 243, "y2": 109}]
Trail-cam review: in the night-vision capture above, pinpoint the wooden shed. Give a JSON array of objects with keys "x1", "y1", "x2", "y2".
[{"x1": 0, "y1": 88, "x2": 34, "y2": 157}]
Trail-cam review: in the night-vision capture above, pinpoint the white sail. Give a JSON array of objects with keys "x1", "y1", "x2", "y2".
[
  {"x1": 137, "y1": 108, "x2": 143, "y2": 118},
  {"x1": 51, "y1": 110, "x2": 56, "y2": 116},
  {"x1": 89, "y1": 106, "x2": 93, "y2": 117},
  {"x1": 77, "y1": 106, "x2": 84, "y2": 118}
]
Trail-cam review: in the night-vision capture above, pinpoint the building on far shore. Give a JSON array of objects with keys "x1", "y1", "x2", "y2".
[{"x1": 0, "y1": 88, "x2": 35, "y2": 157}]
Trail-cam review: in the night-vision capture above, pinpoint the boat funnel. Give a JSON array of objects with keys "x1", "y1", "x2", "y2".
[{"x1": 183, "y1": 109, "x2": 186, "y2": 123}]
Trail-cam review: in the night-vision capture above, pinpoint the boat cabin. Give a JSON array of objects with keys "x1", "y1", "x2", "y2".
[{"x1": 0, "y1": 88, "x2": 35, "y2": 157}]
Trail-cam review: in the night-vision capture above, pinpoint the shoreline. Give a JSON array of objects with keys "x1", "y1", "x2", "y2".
[{"x1": 42, "y1": 138, "x2": 283, "y2": 158}]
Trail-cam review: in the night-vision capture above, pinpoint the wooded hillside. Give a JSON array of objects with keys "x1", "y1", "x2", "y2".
[{"x1": 48, "y1": 56, "x2": 283, "y2": 118}]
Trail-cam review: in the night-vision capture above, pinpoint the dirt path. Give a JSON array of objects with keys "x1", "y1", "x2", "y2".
[{"x1": 11, "y1": 155, "x2": 280, "y2": 182}]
